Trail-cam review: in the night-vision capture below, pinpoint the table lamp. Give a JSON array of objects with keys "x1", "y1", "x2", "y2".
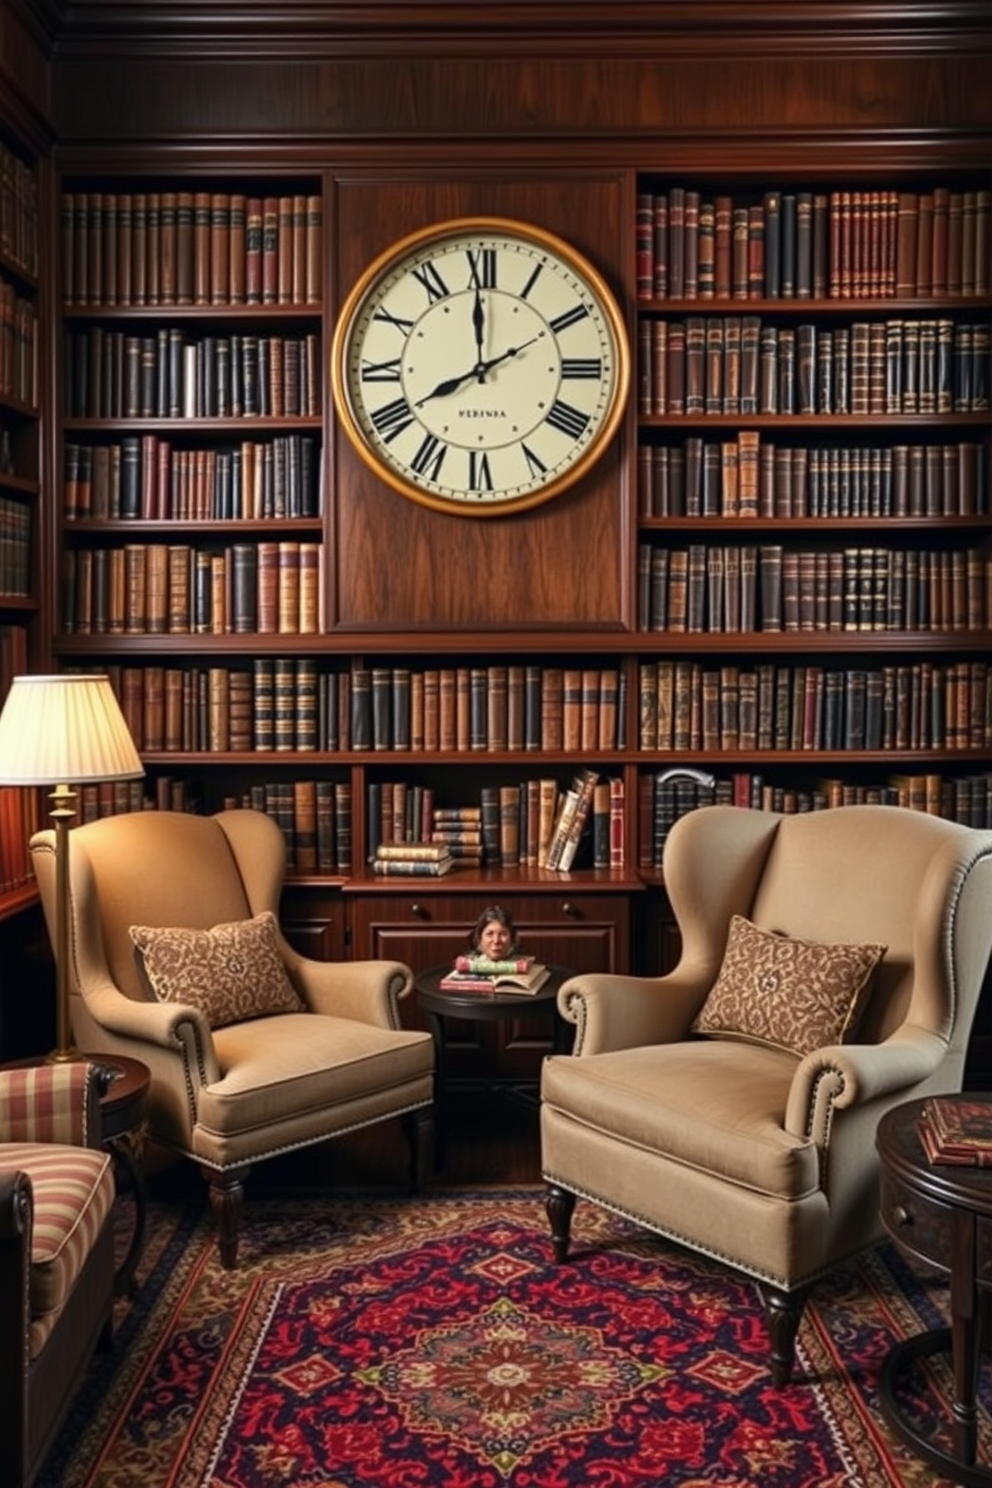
[{"x1": 0, "y1": 674, "x2": 144, "y2": 1060}]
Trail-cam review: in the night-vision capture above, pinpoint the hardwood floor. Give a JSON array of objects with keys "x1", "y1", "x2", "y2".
[{"x1": 257, "y1": 1086, "x2": 544, "y2": 1193}]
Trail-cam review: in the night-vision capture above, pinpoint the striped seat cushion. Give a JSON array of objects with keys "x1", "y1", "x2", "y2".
[{"x1": 5, "y1": 1142, "x2": 115, "y2": 1319}]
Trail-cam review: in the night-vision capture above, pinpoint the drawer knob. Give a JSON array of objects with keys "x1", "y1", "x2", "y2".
[
  {"x1": 411, "y1": 902, "x2": 427, "y2": 919},
  {"x1": 562, "y1": 901, "x2": 579, "y2": 918},
  {"x1": 892, "y1": 1205, "x2": 912, "y2": 1228}
]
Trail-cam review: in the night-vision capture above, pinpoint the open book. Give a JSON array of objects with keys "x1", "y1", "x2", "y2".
[{"x1": 438, "y1": 963, "x2": 551, "y2": 996}]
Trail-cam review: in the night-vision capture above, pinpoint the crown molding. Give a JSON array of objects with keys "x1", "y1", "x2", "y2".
[{"x1": 37, "y1": 2, "x2": 992, "y2": 58}]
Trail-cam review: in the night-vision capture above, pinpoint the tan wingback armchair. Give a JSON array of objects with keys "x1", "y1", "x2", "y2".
[
  {"x1": 30, "y1": 808, "x2": 434, "y2": 1268},
  {"x1": 541, "y1": 804, "x2": 992, "y2": 1385}
]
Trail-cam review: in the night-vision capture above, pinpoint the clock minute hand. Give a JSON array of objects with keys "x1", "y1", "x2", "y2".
[{"x1": 472, "y1": 287, "x2": 486, "y2": 375}]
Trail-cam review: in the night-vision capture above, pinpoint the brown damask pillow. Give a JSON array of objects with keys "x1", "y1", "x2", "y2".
[
  {"x1": 129, "y1": 910, "x2": 304, "y2": 1029},
  {"x1": 691, "y1": 914, "x2": 886, "y2": 1058}
]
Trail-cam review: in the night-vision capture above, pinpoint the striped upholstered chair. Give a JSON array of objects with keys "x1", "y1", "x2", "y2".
[{"x1": 0, "y1": 1061, "x2": 116, "y2": 1488}]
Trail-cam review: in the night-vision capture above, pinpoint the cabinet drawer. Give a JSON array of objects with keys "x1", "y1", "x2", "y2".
[
  {"x1": 880, "y1": 1169, "x2": 954, "y2": 1272},
  {"x1": 347, "y1": 889, "x2": 631, "y2": 973}
]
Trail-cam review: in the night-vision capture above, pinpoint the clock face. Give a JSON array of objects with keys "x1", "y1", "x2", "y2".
[{"x1": 330, "y1": 217, "x2": 629, "y2": 516}]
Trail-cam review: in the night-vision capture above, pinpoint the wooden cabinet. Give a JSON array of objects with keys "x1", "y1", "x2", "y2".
[
  {"x1": 346, "y1": 883, "x2": 633, "y2": 971},
  {"x1": 347, "y1": 882, "x2": 635, "y2": 1081}
]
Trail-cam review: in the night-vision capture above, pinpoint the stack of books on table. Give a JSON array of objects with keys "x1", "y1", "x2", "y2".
[
  {"x1": 918, "y1": 1095, "x2": 992, "y2": 1166},
  {"x1": 369, "y1": 842, "x2": 454, "y2": 877},
  {"x1": 438, "y1": 954, "x2": 551, "y2": 996}
]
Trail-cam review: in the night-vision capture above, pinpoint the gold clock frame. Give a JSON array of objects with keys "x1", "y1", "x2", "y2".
[{"x1": 329, "y1": 215, "x2": 631, "y2": 517}]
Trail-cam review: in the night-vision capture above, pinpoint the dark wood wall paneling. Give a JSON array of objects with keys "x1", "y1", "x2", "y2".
[{"x1": 39, "y1": 2, "x2": 992, "y2": 144}]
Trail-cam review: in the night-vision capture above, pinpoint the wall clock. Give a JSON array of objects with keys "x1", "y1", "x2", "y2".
[{"x1": 330, "y1": 216, "x2": 630, "y2": 516}]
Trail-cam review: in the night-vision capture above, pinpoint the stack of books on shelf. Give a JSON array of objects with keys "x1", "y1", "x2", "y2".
[
  {"x1": 918, "y1": 1096, "x2": 992, "y2": 1167},
  {"x1": 369, "y1": 842, "x2": 453, "y2": 877},
  {"x1": 438, "y1": 954, "x2": 551, "y2": 996},
  {"x1": 431, "y1": 805, "x2": 483, "y2": 868}
]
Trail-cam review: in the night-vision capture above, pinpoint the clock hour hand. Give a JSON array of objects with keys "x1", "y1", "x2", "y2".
[{"x1": 415, "y1": 335, "x2": 543, "y2": 407}]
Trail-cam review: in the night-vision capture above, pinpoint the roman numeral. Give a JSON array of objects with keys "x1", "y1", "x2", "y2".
[
  {"x1": 410, "y1": 432, "x2": 448, "y2": 480},
  {"x1": 370, "y1": 396, "x2": 415, "y2": 443},
  {"x1": 411, "y1": 259, "x2": 450, "y2": 303},
  {"x1": 545, "y1": 399, "x2": 590, "y2": 439},
  {"x1": 549, "y1": 303, "x2": 590, "y2": 334},
  {"x1": 521, "y1": 443, "x2": 548, "y2": 478},
  {"x1": 360, "y1": 356, "x2": 403, "y2": 382},
  {"x1": 467, "y1": 248, "x2": 497, "y2": 289},
  {"x1": 520, "y1": 262, "x2": 544, "y2": 300},
  {"x1": 372, "y1": 306, "x2": 414, "y2": 334},
  {"x1": 561, "y1": 357, "x2": 602, "y2": 379},
  {"x1": 468, "y1": 450, "x2": 494, "y2": 490}
]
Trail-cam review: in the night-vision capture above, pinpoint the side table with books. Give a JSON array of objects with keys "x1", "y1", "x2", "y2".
[
  {"x1": 415, "y1": 959, "x2": 573, "y2": 1168},
  {"x1": 876, "y1": 1095, "x2": 992, "y2": 1485}
]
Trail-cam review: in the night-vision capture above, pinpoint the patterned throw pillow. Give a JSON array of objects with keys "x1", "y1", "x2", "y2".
[
  {"x1": 691, "y1": 914, "x2": 886, "y2": 1058},
  {"x1": 129, "y1": 910, "x2": 304, "y2": 1029}
]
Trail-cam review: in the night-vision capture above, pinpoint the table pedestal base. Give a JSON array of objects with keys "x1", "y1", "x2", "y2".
[{"x1": 879, "y1": 1326, "x2": 992, "y2": 1487}]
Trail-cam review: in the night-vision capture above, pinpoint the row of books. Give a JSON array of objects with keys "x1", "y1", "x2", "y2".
[
  {"x1": 64, "y1": 328, "x2": 322, "y2": 421},
  {"x1": 637, "y1": 769, "x2": 992, "y2": 869},
  {"x1": 63, "y1": 434, "x2": 321, "y2": 522},
  {"x1": 636, "y1": 542, "x2": 992, "y2": 636},
  {"x1": 0, "y1": 281, "x2": 36, "y2": 406},
  {"x1": 0, "y1": 141, "x2": 38, "y2": 277},
  {"x1": 61, "y1": 539, "x2": 323, "y2": 637},
  {"x1": 61, "y1": 190, "x2": 324, "y2": 308},
  {"x1": 67, "y1": 774, "x2": 353, "y2": 875},
  {"x1": 351, "y1": 665, "x2": 625, "y2": 756},
  {"x1": 635, "y1": 185, "x2": 991, "y2": 302},
  {"x1": 638, "y1": 316, "x2": 990, "y2": 418},
  {"x1": 637, "y1": 658, "x2": 992, "y2": 754},
  {"x1": 638, "y1": 437, "x2": 987, "y2": 521},
  {"x1": 368, "y1": 769, "x2": 623, "y2": 872},
  {"x1": 95, "y1": 660, "x2": 624, "y2": 756},
  {"x1": 0, "y1": 495, "x2": 30, "y2": 599}
]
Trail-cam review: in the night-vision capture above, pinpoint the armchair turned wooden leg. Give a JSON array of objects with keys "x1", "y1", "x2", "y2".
[
  {"x1": 545, "y1": 1183, "x2": 577, "y2": 1263},
  {"x1": 402, "y1": 1107, "x2": 434, "y2": 1192},
  {"x1": 760, "y1": 1282, "x2": 809, "y2": 1386},
  {"x1": 204, "y1": 1166, "x2": 249, "y2": 1269}
]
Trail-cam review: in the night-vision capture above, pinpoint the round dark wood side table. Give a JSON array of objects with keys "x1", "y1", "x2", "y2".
[
  {"x1": 876, "y1": 1096, "x2": 992, "y2": 1486},
  {"x1": 86, "y1": 1052, "x2": 151, "y2": 1297},
  {"x1": 415, "y1": 962, "x2": 573, "y2": 1167}
]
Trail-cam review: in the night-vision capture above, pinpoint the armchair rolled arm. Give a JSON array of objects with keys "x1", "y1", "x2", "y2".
[
  {"x1": 0, "y1": 1061, "x2": 106, "y2": 1147},
  {"x1": 283, "y1": 953, "x2": 414, "y2": 1030},
  {"x1": 785, "y1": 1024, "x2": 948, "y2": 1143},
  {"x1": 83, "y1": 980, "x2": 221, "y2": 1085},
  {"x1": 0, "y1": 1168, "x2": 32, "y2": 1241},
  {"x1": 558, "y1": 970, "x2": 708, "y2": 1056}
]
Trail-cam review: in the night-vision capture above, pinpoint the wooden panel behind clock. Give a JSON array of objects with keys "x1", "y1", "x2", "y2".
[{"x1": 329, "y1": 174, "x2": 630, "y2": 633}]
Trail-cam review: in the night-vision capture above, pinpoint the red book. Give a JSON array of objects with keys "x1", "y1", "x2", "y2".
[{"x1": 262, "y1": 197, "x2": 279, "y2": 304}]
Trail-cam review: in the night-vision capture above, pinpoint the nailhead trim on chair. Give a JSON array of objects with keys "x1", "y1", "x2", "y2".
[{"x1": 541, "y1": 1171, "x2": 848, "y2": 1293}]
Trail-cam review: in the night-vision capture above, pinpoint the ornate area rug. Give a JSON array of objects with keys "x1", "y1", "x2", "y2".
[{"x1": 40, "y1": 1185, "x2": 990, "y2": 1487}]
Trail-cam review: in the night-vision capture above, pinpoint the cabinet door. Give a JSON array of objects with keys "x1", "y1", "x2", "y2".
[
  {"x1": 347, "y1": 889, "x2": 632, "y2": 1081},
  {"x1": 279, "y1": 886, "x2": 346, "y2": 962}
]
